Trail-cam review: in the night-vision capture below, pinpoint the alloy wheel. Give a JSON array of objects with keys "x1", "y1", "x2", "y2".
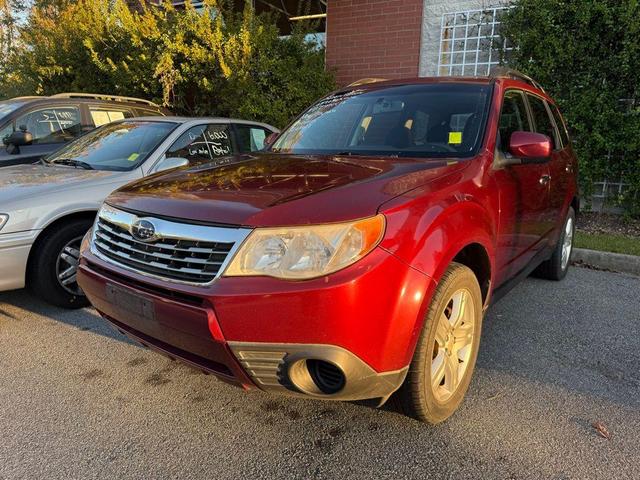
[
  {"x1": 561, "y1": 216, "x2": 574, "y2": 271},
  {"x1": 431, "y1": 288, "x2": 476, "y2": 403},
  {"x1": 56, "y1": 236, "x2": 84, "y2": 296}
]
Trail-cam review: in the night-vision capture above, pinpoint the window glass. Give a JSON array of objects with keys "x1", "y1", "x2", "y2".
[
  {"x1": 235, "y1": 124, "x2": 271, "y2": 153},
  {"x1": 498, "y1": 90, "x2": 531, "y2": 152},
  {"x1": 166, "y1": 124, "x2": 233, "y2": 163},
  {"x1": 272, "y1": 84, "x2": 492, "y2": 158},
  {"x1": 527, "y1": 95, "x2": 559, "y2": 150},
  {"x1": 90, "y1": 108, "x2": 133, "y2": 127},
  {"x1": 15, "y1": 106, "x2": 82, "y2": 144},
  {"x1": 0, "y1": 123, "x2": 14, "y2": 143},
  {"x1": 550, "y1": 104, "x2": 570, "y2": 148},
  {"x1": 46, "y1": 120, "x2": 176, "y2": 171},
  {"x1": 135, "y1": 108, "x2": 165, "y2": 117}
]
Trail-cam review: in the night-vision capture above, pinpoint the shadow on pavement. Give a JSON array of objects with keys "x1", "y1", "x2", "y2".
[{"x1": 0, "y1": 288, "x2": 135, "y2": 345}]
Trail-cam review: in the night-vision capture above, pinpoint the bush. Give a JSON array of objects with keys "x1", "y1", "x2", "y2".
[
  {"x1": 500, "y1": 0, "x2": 640, "y2": 215},
  {"x1": 0, "y1": 0, "x2": 335, "y2": 129}
]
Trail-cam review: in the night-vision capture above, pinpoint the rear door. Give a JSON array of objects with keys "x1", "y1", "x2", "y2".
[
  {"x1": 493, "y1": 89, "x2": 551, "y2": 285},
  {"x1": 525, "y1": 93, "x2": 563, "y2": 238},
  {"x1": 547, "y1": 103, "x2": 574, "y2": 228}
]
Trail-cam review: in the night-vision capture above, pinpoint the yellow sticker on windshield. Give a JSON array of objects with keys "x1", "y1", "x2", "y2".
[
  {"x1": 127, "y1": 153, "x2": 139, "y2": 162},
  {"x1": 448, "y1": 132, "x2": 463, "y2": 145}
]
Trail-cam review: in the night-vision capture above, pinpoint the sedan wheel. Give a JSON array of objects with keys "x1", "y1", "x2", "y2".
[{"x1": 56, "y1": 236, "x2": 84, "y2": 296}]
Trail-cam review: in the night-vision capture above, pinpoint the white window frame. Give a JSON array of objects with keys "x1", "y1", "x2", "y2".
[{"x1": 437, "y1": 6, "x2": 514, "y2": 77}]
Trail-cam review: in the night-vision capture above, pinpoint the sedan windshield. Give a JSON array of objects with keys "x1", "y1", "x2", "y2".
[
  {"x1": 46, "y1": 121, "x2": 177, "y2": 171},
  {"x1": 271, "y1": 83, "x2": 493, "y2": 158}
]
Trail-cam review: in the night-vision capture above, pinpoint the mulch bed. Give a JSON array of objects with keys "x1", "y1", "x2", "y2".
[{"x1": 577, "y1": 212, "x2": 640, "y2": 238}]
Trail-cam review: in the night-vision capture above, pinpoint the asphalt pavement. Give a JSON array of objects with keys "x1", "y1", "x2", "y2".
[{"x1": 1, "y1": 266, "x2": 639, "y2": 479}]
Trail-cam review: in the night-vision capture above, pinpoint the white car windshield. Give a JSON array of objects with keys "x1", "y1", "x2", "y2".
[{"x1": 46, "y1": 120, "x2": 177, "y2": 171}]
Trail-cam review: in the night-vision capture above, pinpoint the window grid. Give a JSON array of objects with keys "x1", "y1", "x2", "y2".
[{"x1": 437, "y1": 7, "x2": 514, "y2": 77}]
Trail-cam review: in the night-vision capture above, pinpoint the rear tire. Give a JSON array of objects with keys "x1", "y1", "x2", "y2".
[
  {"x1": 29, "y1": 219, "x2": 92, "y2": 309},
  {"x1": 534, "y1": 206, "x2": 575, "y2": 281},
  {"x1": 395, "y1": 262, "x2": 483, "y2": 424}
]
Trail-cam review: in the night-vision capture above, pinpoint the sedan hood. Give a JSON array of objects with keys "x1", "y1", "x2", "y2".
[
  {"x1": 0, "y1": 163, "x2": 123, "y2": 204},
  {"x1": 108, "y1": 153, "x2": 468, "y2": 227}
]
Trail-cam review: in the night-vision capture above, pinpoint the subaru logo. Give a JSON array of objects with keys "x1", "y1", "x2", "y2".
[{"x1": 131, "y1": 219, "x2": 157, "y2": 242}]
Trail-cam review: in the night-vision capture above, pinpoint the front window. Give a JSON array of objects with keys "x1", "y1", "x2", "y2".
[
  {"x1": 271, "y1": 84, "x2": 493, "y2": 158},
  {"x1": 46, "y1": 120, "x2": 176, "y2": 171},
  {"x1": 15, "y1": 106, "x2": 82, "y2": 144}
]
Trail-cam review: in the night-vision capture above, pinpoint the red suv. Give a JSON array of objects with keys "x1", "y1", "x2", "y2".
[{"x1": 78, "y1": 70, "x2": 578, "y2": 423}]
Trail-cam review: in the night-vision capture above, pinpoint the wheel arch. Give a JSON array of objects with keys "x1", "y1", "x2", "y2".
[{"x1": 26, "y1": 210, "x2": 97, "y2": 286}]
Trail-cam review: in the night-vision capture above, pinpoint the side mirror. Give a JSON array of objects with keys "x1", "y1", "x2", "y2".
[
  {"x1": 508, "y1": 131, "x2": 551, "y2": 164},
  {"x1": 4, "y1": 130, "x2": 33, "y2": 147},
  {"x1": 264, "y1": 132, "x2": 279, "y2": 148},
  {"x1": 154, "y1": 156, "x2": 189, "y2": 173}
]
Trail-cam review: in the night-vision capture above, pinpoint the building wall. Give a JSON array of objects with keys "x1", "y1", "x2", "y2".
[
  {"x1": 325, "y1": 0, "x2": 424, "y2": 86},
  {"x1": 419, "y1": 0, "x2": 511, "y2": 77}
]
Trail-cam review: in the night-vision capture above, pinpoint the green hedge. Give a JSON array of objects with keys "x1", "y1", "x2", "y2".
[
  {"x1": 0, "y1": 0, "x2": 335, "y2": 129},
  {"x1": 500, "y1": 0, "x2": 640, "y2": 215}
]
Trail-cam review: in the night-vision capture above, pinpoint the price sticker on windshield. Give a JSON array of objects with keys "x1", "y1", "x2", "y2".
[
  {"x1": 448, "y1": 132, "x2": 463, "y2": 145},
  {"x1": 127, "y1": 153, "x2": 139, "y2": 162}
]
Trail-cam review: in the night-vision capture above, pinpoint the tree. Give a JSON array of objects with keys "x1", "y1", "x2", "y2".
[
  {"x1": 500, "y1": 0, "x2": 640, "y2": 214},
  {"x1": 1, "y1": 0, "x2": 335, "y2": 128}
]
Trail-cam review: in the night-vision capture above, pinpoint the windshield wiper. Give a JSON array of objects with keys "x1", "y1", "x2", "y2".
[{"x1": 52, "y1": 158, "x2": 94, "y2": 170}]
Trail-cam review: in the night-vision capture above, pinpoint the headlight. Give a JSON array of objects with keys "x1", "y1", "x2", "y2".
[
  {"x1": 224, "y1": 215, "x2": 386, "y2": 280},
  {"x1": 0, "y1": 214, "x2": 8, "y2": 231}
]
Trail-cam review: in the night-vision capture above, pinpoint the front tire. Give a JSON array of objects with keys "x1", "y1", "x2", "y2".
[
  {"x1": 534, "y1": 206, "x2": 575, "y2": 281},
  {"x1": 396, "y1": 262, "x2": 483, "y2": 424},
  {"x1": 29, "y1": 219, "x2": 93, "y2": 309}
]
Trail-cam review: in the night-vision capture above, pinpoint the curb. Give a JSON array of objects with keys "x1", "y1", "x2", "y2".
[{"x1": 572, "y1": 248, "x2": 640, "y2": 276}]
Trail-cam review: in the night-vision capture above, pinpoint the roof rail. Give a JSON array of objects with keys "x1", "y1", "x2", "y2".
[
  {"x1": 346, "y1": 78, "x2": 388, "y2": 87},
  {"x1": 50, "y1": 93, "x2": 160, "y2": 107},
  {"x1": 490, "y1": 67, "x2": 546, "y2": 93}
]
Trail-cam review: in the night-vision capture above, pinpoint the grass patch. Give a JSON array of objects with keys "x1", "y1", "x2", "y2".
[{"x1": 575, "y1": 231, "x2": 640, "y2": 257}]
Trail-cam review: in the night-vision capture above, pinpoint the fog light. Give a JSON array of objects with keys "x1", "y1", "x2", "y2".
[{"x1": 288, "y1": 359, "x2": 346, "y2": 395}]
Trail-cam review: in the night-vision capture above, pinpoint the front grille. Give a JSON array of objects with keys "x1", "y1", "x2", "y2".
[{"x1": 92, "y1": 206, "x2": 250, "y2": 284}]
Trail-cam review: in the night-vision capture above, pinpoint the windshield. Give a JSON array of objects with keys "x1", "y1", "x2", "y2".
[
  {"x1": 46, "y1": 121, "x2": 177, "y2": 171},
  {"x1": 271, "y1": 83, "x2": 493, "y2": 158}
]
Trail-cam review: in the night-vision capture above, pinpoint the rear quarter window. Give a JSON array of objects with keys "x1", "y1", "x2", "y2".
[{"x1": 550, "y1": 104, "x2": 570, "y2": 148}]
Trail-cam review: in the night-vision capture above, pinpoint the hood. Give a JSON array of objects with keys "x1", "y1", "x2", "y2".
[
  {"x1": 0, "y1": 163, "x2": 123, "y2": 205},
  {"x1": 108, "y1": 153, "x2": 468, "y2": 227}
]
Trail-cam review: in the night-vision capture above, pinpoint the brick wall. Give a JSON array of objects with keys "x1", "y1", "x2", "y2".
[{"x1": 325, "y1": 0, "x2": 424, "y2": 86}]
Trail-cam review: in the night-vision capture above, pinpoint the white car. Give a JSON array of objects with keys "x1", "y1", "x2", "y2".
[{"x1": 0, "y1": 116, "x2": 277, "y2": 307}]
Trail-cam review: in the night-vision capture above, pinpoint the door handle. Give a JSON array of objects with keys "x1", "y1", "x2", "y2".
[
  {"x1": 539, "y1": 174, "x2": 551, "y2": 185},
  {"x1": 565, "y1": 163, "x2": 573, "y2": 173}
]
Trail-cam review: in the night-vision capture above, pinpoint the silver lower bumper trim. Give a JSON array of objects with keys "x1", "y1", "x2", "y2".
[{"x1": 228, "y1": 341, "x2": 408, "y2": 404}]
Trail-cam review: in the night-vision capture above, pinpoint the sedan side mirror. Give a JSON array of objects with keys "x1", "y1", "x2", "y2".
[
  {"x1": 4, "y1": 130, "x2": 33, "y2": 147},
  {"x1": 154, "y1": 156, "x2": 189, "y2": 173},
  {"x1": 264, "y1": 132, "x2": 279, "y2": 148},
  {"x1": 508, "y1": 131, "x2": 551, "y2": 164}
]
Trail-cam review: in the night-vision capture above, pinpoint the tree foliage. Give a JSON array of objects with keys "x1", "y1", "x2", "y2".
[
  {"x1": 0, "y1": 0, "x2": 334, "y2": 128},
  {"x1": 500, "y1": 0, "x2": 640, "y2": 213}
]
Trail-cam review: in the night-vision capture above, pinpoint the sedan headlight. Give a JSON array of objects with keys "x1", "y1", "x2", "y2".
[
  {"x1": 0, "y1": 214, "x2": 8, "y2": 231},
  {"x1": 224, "y1": 215, "x2": 386, "y2": 280}
]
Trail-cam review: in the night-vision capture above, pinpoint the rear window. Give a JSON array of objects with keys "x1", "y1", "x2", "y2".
[
  {"x1": 271, "y1": 83, "x2": 493, "y2": 158},
  {"x1": 550, "y1": 104, "x2": 570, "y2": 148}
]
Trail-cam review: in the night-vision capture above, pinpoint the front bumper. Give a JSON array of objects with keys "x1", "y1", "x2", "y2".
[
  {"x1": 78, "y1": 246, "x2": 434, "y2": 402},
  {"x1": 0, "y1": 230, "x2": 39, "y2": 291}
]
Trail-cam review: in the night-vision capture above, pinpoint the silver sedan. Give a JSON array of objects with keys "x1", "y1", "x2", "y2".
[{"x1": 0, "y1": 117, "x2": 277, "y2": 307}]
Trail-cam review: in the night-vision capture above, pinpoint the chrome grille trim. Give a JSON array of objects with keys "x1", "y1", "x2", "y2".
[{"x1": 90, "y1": 204, "x2": 251, "y2": 286}]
